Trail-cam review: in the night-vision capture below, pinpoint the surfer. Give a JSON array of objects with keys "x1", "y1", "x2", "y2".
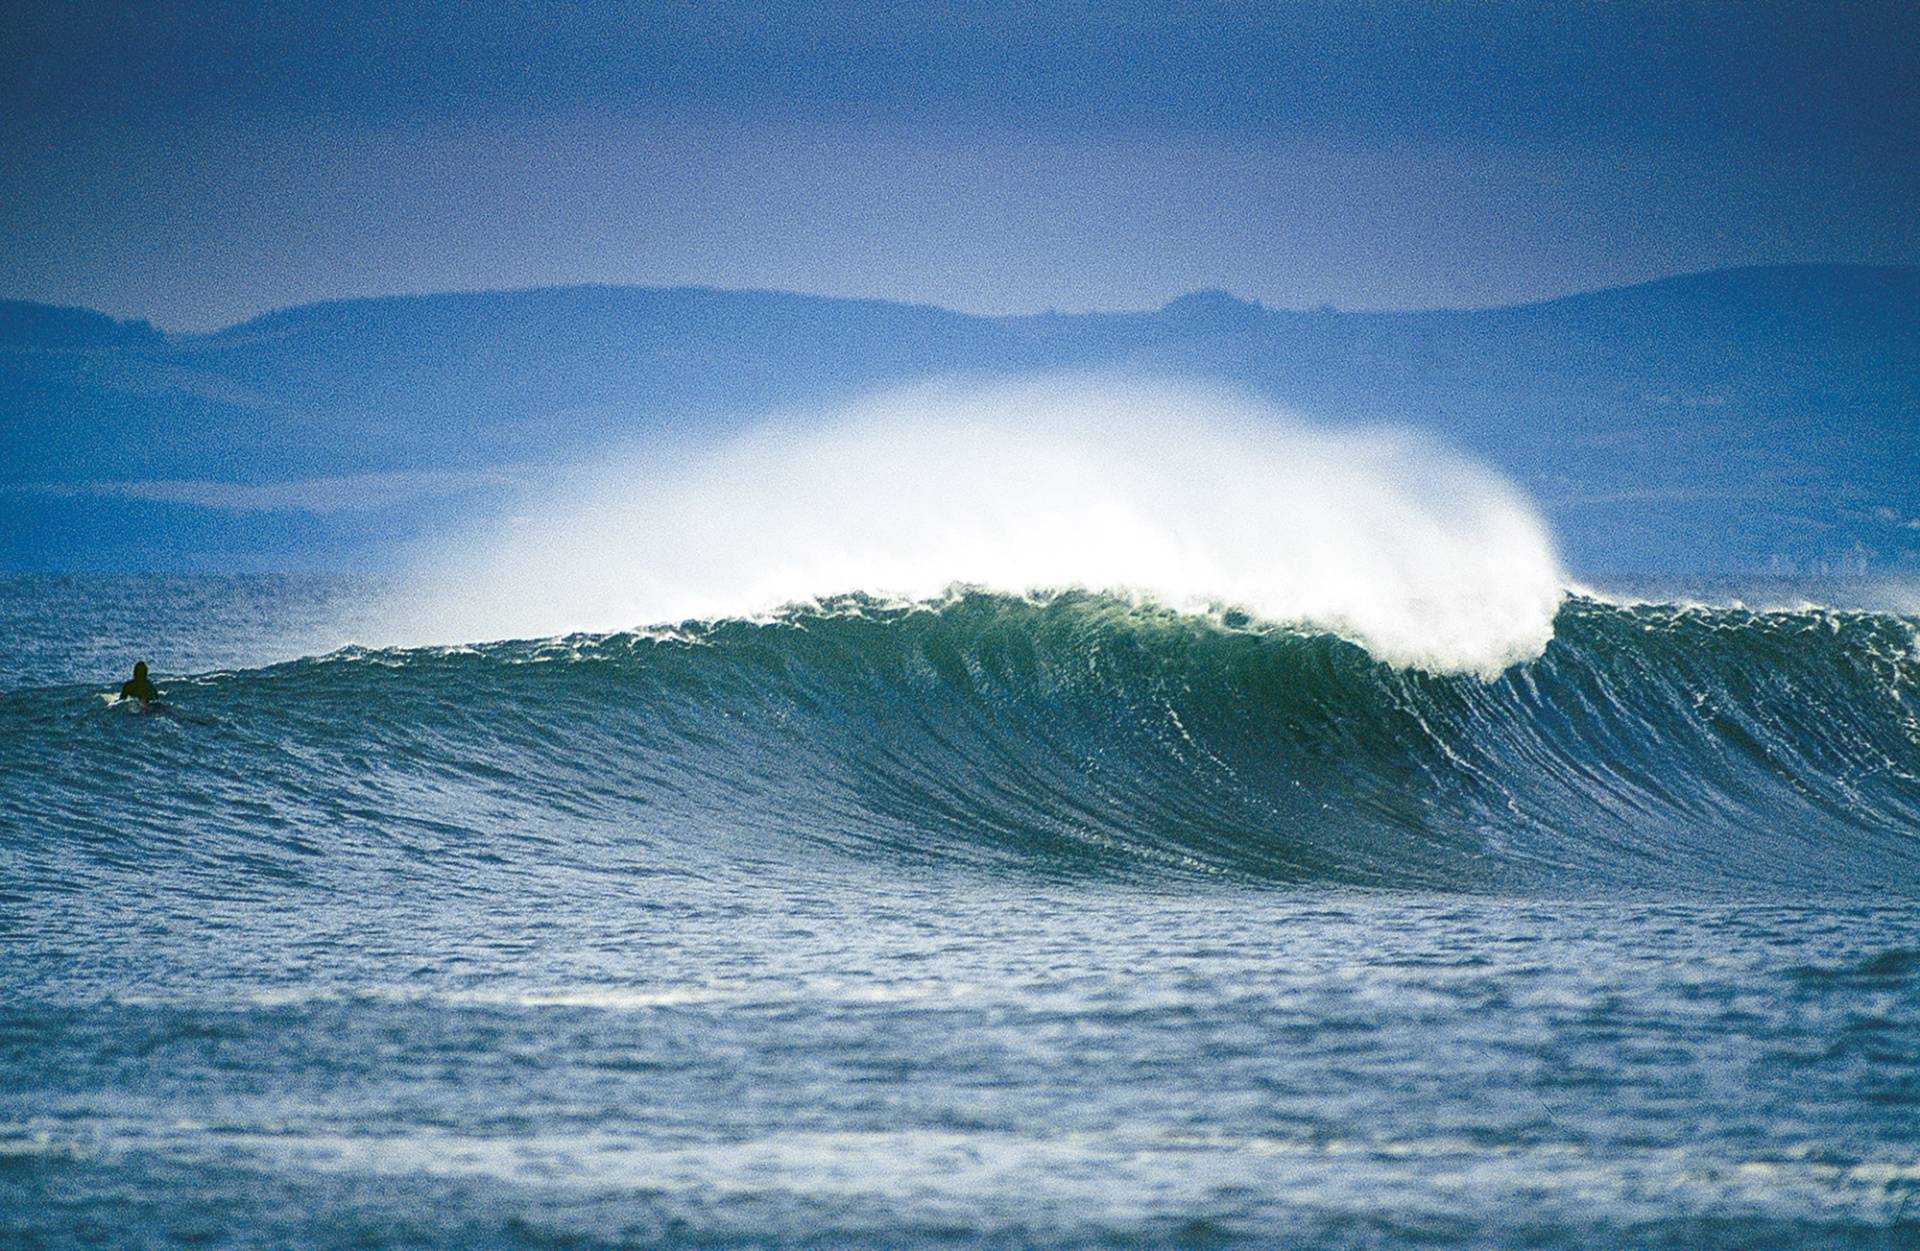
[{"x1": 119, "y1": 660, "x2": 159, "y2": 708}]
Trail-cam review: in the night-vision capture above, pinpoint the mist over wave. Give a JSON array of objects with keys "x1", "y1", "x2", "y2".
[{"x1": 395, "y1": 377, "x2": 1564, "y2": 676}]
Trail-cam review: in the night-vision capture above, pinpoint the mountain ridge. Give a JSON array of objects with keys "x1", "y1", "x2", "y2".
[
  {"x1": 2, "y1": 264, "x2": 1914, "y2": 575},
  {"x1": 7, "y1": 262, "x2": 1913, "y2": 345}
]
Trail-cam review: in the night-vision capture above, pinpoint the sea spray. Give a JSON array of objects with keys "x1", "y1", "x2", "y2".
[{"x1": 394, "y1": 377, "x2": 1565, "y2": 676}]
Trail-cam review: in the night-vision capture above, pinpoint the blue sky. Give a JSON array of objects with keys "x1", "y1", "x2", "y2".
[{"x1": 3, "y1": 1, "x2": 1915, "y2": 329}]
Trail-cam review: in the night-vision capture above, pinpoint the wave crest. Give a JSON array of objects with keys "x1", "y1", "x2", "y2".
[{"x1": 393, "y1": 377, "x2": 1564, "y2": 676}]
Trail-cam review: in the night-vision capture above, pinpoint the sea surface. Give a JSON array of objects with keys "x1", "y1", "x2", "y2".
[{"x1": 3, "y1": 574, "x2": 1919, "y2": 1248}]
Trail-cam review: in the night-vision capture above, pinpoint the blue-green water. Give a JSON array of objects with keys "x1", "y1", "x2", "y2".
[{"x1": 3, "y1": 576, "x2": 1918, "y2": 1248}]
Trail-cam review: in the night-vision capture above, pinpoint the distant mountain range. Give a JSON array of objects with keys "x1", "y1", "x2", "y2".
[{"x1": 3, "y1": 264, "x2": 1916, "y2": 577}]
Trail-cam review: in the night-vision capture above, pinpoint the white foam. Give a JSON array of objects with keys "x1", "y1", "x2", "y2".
[{"x1": 396, "y1": 376, "x2": 1565, "y2": 676}]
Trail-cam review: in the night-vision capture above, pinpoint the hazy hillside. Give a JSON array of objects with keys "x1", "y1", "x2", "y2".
[{"x1": 2, "y1": 265, "x2": 1915, "y2": 576}]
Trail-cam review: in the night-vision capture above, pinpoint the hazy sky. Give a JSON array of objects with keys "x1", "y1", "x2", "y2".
[{"x1": 4, "y1": 1, "x2": 1916, "y2": 329}]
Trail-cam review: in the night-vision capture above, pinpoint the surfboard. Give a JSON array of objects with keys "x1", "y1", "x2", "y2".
[{"x1": 101, "y1": 692, "x2": 168, "y2": 715}]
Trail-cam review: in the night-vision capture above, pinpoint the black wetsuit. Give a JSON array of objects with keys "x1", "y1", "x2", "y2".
[{"x1": 120, "y1": 675, "x2": 158, "y2": 704}]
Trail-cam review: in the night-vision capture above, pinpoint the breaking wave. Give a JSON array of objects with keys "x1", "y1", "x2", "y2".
[{"x1": 8, "y1": 592, "x2": 1919, "y2": 897}]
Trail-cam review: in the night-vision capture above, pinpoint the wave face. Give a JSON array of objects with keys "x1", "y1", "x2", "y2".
[{"x1": 10, "y1": 592, "x2": 1919, "y2": 896}]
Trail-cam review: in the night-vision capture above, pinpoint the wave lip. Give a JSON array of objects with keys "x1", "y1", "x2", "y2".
[{"x1": 392, "y1": 376, "x2": 1566, "y2": 677}]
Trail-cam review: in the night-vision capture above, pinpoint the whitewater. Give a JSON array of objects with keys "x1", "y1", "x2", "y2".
[
  {"x1": 4, "y1": 381, "x2": 1919, "y2": 1248},
  {"x1": 395, "y1": 378, "x2": 1564, "y2": 676}
]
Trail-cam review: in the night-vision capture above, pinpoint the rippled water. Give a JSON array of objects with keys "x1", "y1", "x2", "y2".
[{"x1": 3, "y1": 575, "x2": 1918, "y2": 1248}]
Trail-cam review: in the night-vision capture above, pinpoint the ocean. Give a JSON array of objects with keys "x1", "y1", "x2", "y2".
[{"x1": 3, "y1": 573, "x2": 1919, "y2": 1248}]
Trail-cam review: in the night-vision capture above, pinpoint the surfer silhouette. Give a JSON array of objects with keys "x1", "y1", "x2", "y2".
[{"x1": 119, "y1": 660, "x2": 159, "y2": 708}]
